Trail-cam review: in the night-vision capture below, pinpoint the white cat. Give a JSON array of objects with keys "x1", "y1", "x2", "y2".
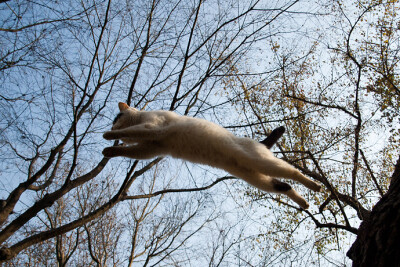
[{"x1": 103, "y1": 102, "x2": 322, "y2": 209}]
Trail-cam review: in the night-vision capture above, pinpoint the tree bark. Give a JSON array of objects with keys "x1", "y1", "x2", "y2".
[{"x1": 347, "y1": 155, "x2": 400, "y2": 266}]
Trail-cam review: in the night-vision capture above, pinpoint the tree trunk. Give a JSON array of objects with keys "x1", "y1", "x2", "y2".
[{"x1": 347, "y1": 156, "x2": 400, "y2": 266}]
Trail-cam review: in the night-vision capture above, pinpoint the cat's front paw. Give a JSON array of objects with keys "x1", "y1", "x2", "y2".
[
  {"x1": 103, "y1": 131, "x2": 117, "y2": 140},
  {"x1": 102, "y1": 147, "x2": 119, "y2": 158}
]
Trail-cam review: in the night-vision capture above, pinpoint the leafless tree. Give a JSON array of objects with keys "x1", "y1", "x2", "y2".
[{"x1": 1, "y1": 0, "x2": 320, "y2": 264}]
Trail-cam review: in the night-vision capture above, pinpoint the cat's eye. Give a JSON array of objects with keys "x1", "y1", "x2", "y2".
[{"x1": 113, "y1": 113, "x2": 123, "y2": 125}]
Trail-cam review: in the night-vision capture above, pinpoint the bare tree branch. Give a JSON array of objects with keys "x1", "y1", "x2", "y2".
[{"x1": 123, "y1": 176, "x2": 236, "y2": 200}]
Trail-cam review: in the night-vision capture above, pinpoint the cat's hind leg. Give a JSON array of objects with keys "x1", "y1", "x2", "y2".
[
  {"x1": 233, "y1": 139, "x2": 321, "y2": 192},
  {"x1": 102, "y1": 142, "x2": 164, "y2": 159},
  {"x1": 249, "y1": 157, "x2": 322, "y2": 193},
  {"x1": 227, "y1": 166, "x2": 309, "y2": 209},
  {"x1": 271, "y1": 179, "x2": 310, "y2": 209},
  {"x1": 256, "y1": 176, "x2": 309, "y2": 209}
]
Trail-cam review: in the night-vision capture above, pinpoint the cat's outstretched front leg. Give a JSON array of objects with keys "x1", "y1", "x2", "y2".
[
  {"x1": 103, "y1": 123, "x2": 164, "y2": 141},
  {"x1": 103, "y1": 142, "x2": 164, "y2": 159}
]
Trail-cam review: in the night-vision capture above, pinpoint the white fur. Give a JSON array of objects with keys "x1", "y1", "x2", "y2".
[{"x1": 103, "y1": 103, "x2": 322, "y2": 209}]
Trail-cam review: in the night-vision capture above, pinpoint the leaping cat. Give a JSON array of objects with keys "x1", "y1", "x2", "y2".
[{"x1": 103, "y1": 102, "x2": 322, "y2": 209}]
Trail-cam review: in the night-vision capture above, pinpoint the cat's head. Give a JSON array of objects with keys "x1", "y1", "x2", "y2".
[{"x1": 111, "y1": 102, "x2": 139, "y2": 130}]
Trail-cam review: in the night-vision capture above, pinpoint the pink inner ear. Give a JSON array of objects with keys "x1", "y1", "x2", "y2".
[{"x1": 118, "y1": 102, "x2": 129, "y2": 111}]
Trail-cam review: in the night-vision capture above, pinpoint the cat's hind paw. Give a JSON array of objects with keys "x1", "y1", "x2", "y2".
[
  {"x1": 301, "y1": 201, "x2": 310, "y2": 210},
  {"x1": 310, "y1": 181, "x2": 323, "y2": 192},
  {"x1": 285, "y1": 189, "x2": 310, "y2": 210}
]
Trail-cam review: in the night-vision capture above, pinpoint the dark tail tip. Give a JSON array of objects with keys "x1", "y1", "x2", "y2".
[{"x1": 260, "y1": 126, "x2": 285, "y2": 149}]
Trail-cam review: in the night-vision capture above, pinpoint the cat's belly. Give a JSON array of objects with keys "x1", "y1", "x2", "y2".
[
  {"x1": 162, "y1": 121, "x2": 244, "y2": 168},
  {"x1": 166, "y1": 137, "x2": 235, "y2": 169}
]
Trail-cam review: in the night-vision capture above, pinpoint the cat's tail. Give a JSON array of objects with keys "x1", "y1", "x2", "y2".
[{"x1": 260, "y1": 126, "x2": 285, "y2": 149}]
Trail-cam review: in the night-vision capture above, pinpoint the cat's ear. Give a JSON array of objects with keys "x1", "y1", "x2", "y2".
[{"x1": 118, "y1": 102, "x2": 130, "y2": 111}]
